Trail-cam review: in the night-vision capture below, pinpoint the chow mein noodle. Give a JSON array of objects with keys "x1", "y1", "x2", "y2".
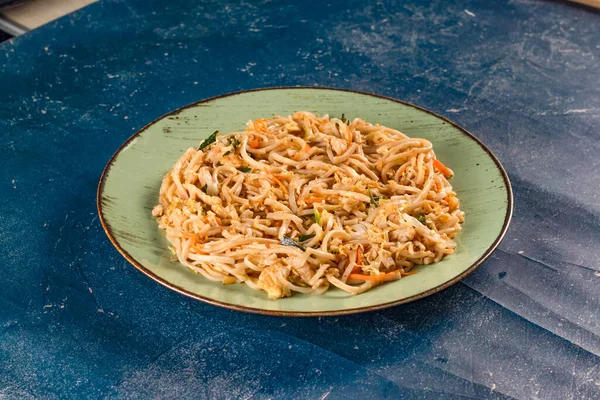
[{"x1": 152, "y1": 112, "x2": 464, "y2": 299}]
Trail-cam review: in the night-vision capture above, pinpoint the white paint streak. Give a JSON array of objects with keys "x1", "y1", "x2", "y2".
[
  {"x1": 565, "y1": 109, "x2": 592, "y2": 114},
  {"x1": 538, "y1": 108, "x2": 597, "y2": 116},
  {"x1": 319, "y1": 387, "x2": 333, "y2": 400},
  {"x1": 464, "y1": 9, "x2": 476, "y2": 17},
  {"x1": 54, "y1": 213, "x2": 69, "y2": 254}
]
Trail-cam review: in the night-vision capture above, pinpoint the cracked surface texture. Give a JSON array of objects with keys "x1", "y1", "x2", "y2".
[{"x1": 0, "y1": 0, "x2": 599, "y2": 398}]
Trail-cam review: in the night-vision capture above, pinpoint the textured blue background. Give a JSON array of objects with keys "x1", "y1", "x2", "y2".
[{"x1": 1, "y1": 0, "x2": 599, "y2": 398}]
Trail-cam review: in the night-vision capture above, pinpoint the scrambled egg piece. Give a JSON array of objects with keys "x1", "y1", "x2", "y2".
[
  {"x1": 257, "y1": 266, "x2": 291, "y2": 300},
  {"x1": 329, "y1": 136, "x2": 348, "y2": 155},
  {"x1": 205, "y1": 145, "x2": 228, "y2": 164},
  {"x1": 219, "y1": 154, "x2": 244, "y2": 168},
  {"x1": 389, "y1": 224, "x2": 416, "y2": 243},
  {"x1": 367, "y1": 225, "x2": 387, "y2": 244},
  {"x1": 447, "y1": 194, "x2": 459, "y2": 212},
  {"x1": 152, "y1": 204, "x2": 164, "y2": 217}
]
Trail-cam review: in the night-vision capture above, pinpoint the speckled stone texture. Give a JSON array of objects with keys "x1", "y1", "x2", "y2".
[{"x1": 0, "y1": 0, "x2": 599, "y2": 398}]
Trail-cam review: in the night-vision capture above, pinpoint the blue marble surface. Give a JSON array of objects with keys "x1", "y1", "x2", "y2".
[{"x1": 1, "y1": 0, "x2": 599, "y2": 398}]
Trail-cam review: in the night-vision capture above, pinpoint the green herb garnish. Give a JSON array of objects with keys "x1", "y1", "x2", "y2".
[
  {"x1": 280, "y1": 235, "x2": 306, "y2": 251},
  {"x1": 368, "y1": 189, "x2": 379, "y2": 207},
  {"x1": 224, "y1": 137, "x2": 241, "y2": 155},
  {"x1": 340, "y1": 113, "x2": 349, "y2": 125},
  {"x1": 314, "y1": 209, "x2": 321, "y2": 225},
  {"x1": 416, "y1": 214, "x2": 427, "y2": 224},
  {"x1": 201, "y1": 184, "x2": 208, "y2": 193},
  {"x1": 237, "y1": 167, "x2": 252, "y2": 173},
  {"x1": 197, "y1": 130, "x2": 219, "y2": 151},
  {"x1": 298, "y1": 234, "x2": 316, "y2": 242},
  {"x1": 228, "y1": 137, "x2": 240, "y2": 148}
]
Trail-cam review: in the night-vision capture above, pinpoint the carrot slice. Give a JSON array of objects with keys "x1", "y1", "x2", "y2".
[
  {"x1": 356, "y1": 245, "x2": 363, "y2": 266},
  {"x1": 266, "y1": 172, "x2": 288, "y2": 195},
  {"x1": 304, "y1": 197, "x2": 324, "y2": 204},
  {"x1": 348, "y1": 271, "x2": 400, "y2": 281},
  {"x1": 182, "y1": 232, "x2": 200, "y2": 244},
  {"x1": 292, "y1": 144, "x2": 311, "y2": 161},
  {"x1": 433, "y1": 159, "x2": 453, "y2": 179},
  {"x1": 253, "y1": 119, "x2": 268, "y2": 133},
  {"x1": 250, "y1": 138, "x2": 260, "y2": 148}
]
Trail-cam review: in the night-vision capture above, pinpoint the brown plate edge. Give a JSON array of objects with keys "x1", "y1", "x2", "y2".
[{"x1": 96, "y1": 86, "x2": 514, "y2": 317}]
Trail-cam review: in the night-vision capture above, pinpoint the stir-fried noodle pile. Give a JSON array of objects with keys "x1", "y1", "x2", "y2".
[{"x1": 152, "y1": 112, "x2": 464, "y2": 299}]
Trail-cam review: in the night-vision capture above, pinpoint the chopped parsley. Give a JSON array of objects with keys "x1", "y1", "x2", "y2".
[
  {"x1": 224, "y1": 137, "x2": 241, "y2": 155},
  {"x1": 201, "y1": 184, "x2": 208, "y2": 193},
  {"x1": 368, "y1": 189, "x2": 379, "y2": 207},
  {"x1": 340, "y1": 113, "x2": 349, "y2": 125},
  {"x1": 280, "y1": 235, "x2": 306, "y2": 251},
  {"x1": 197, "y1": 130, "x2": 219, "y2": 151},
  {"x1": 237, "y1": 167, "x2": 252, "y2": 173},
  {"x1": 314, "y1": 209, "x2": 321, "y2": 225},
  {"x1": 228, "y1": 137, "x2": 240, "y2": 148},
  {"x1": 298, "y1": 234, "x2": 316, "y2": 242},
  {"x1": 416, "y1": 214, "x2": 427, "y2": 224}
]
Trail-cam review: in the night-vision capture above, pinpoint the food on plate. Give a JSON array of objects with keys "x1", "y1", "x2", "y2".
[{"x1": 152, "y1": 112, "x2": 464, "y2": 299}]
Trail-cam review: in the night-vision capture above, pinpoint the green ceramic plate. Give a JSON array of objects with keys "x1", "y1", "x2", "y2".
[{"x1": 98, "y1": 87, "x2": 512, "y2": 316}]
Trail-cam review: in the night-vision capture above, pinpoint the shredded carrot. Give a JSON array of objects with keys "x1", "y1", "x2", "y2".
[
  {"x1": 356, "y1": 245, "x2": 363, "y2": 266},
  {"x1": 304, "y1": 197, "x2": 324, "y2": 204},
  {"x1": 274, "y1": 178, "x2": 288, "y2": 195},
  {"x1": 446, "y1": 194, "x2": 458, "y2": 211},
  {"x1": 182, "y1": 232, "x2": 200, "y2": 245},
  {"x1": 181, "y1": 232, "x2": 198, "y2": 240},
  {"x1": 433, "y1": 159, "x2": 453, "y2": 179},
  {"x1": 349, "y1": 271, "x2": 400, "y2": 281},
  {"x1": 292, "y1": 144, "x2": 311, "y2": 161},
  {"x1": 351, "y1": 265, "x2": 361, "y2": 273},
  {"x1": 250, "y1": 138, "x2": 260, "y2": 148},
  {"x1": 346, "y1": 128, "x2": 352, "y2": 146},
  {"x1": 266, "y1": 171, "x2": 288, "y2": 195},
  {"x1": 253, "y1": 119, "x2": 268, "y2": 133}
]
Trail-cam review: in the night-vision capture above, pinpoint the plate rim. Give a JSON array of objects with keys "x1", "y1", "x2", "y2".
[{"x1": 97, "y1": 86, "x2": 514, "y2": 317}]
